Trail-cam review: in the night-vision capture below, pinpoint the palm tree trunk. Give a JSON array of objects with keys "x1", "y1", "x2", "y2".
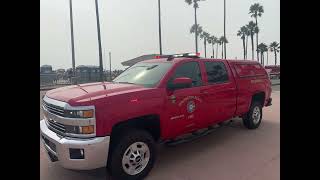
[
  {"x1": 245, "y1": 36, "x2": 248, "y2": 59},
  {"x1": 221, "y1": 43, "x2": 224, "y2": 59},
  {"x1": 267, "y1": 51, "x2": 269, "y2": 65},
  {"x1": 212, "y1": 44, "x2": 215, "y2": 58},
  {"x1": 251, "y1": 34, "x2": 254, "y2": 60},
  {"x1": 261, "y1": 52, "x2": 263, "y2": 66},
  {"x1": 194, "y1": 7, "x2": 198, "y2": 53},
  {"x1": 204, "y1": 38, "x2": 207, "y2": 58},
  {"x1": 216, "y1": 44, "x2": 218, "y2": 58},
  {"x1": 275, "y1": 51, "x2": 277, "y2": 65},
  {"x1": 242, "y1": 38, "x2": 245, "y2": 59},
  {"x1": 255, "y1": 17, "x2": 259, "y2": 62}
]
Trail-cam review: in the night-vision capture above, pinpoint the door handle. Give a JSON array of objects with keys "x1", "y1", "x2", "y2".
[
  {"x1": 168, "y1": 95, "x2": 176, "y2": 100},
  {"x1": 200, "y1": 91, "x2": 209, "y2": 96}
]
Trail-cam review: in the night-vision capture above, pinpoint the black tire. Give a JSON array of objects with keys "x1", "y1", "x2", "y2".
[
  {"x1": 108, "y1": 129, "x2": 156, "y2": 180},
  {"x1": 243, "y1": 101, "x2": 263, "y2": 129}
]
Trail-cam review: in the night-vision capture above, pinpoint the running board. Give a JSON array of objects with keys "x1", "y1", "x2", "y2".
[{"x1": 164, "y1": 120, "x2": 233, "y2": 146}]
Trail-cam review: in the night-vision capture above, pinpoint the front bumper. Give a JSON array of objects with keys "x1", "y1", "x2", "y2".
[{"x1": 40, "y1": 120, "x2": 110, "y2": 170}]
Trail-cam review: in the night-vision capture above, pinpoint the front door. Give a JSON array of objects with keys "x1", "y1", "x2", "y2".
[{"x1": 165, "y1": 61, "x2": 205, "y2": 138}]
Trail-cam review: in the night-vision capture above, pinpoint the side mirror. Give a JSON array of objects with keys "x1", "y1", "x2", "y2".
[{"x1": 168, "y1": 77, "x2": 192, "y2": 90}]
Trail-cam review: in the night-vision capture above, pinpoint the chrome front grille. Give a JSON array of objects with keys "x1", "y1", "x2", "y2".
[
  {"x1": 45, "y1": 119, "x2": 66, "y2": 135},
  {"x1": 42, "y1": 96, "x2": 96, "y2": 138},
  {"x1": 42, "y1": 100, "x2": 65, "y2": 116}
]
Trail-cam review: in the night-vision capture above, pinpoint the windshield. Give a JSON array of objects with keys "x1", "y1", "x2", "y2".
[{"x1": 113, "y1": 62, "x2": 172, "y2": 87}]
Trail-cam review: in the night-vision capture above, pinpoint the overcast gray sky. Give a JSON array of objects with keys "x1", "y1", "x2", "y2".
[{"x1": 40, "y1": 0, "x2": 280, "y2": 70}]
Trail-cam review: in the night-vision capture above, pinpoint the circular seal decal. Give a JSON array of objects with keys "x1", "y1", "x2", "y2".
[{"x1": 187, "y1": 101, "x2": 196, "y2": 113}]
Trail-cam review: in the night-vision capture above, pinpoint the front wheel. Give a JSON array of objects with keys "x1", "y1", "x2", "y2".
[
  {"x1": 108, "y1": 129, "x2": 156, "y2": 180},
  {"x1": 242, "y1": 101, "x2": 263, "y2": 129}
]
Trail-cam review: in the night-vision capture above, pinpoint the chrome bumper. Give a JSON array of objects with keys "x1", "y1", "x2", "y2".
[{"x1": 40, "y1": 120, "x2": 110, "y2": 170}]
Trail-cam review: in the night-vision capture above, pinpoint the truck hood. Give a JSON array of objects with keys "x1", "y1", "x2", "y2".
[{"x1": 45, "y1": 82, "x2": 146, "y2": 104}]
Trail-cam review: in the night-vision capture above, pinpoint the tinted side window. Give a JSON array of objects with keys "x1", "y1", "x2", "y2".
[
  {"x1": 204, "y1": 61, "x2": 229, "y2": 84},
  {"x1": 168, "y1": 62, "x2": 202, "y2": 88}
]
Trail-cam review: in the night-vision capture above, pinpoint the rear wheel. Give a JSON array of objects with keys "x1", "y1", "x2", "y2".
[
  {"x1": 108, "y1": 129, "x2": 156, "y2": 180},
  {"x1": 243, "y1": 101, "x2": 263, "y2": 129}
]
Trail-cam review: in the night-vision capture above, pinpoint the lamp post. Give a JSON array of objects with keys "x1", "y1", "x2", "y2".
[
  {"x1": 68, "y1": 0, "x2": 76, "y2": 83},
  {"x1": 223, "y1": 0, "x2": 226, "y2": 59},
  {"x1": 158, "y1": 0, "x2": 163, "y2": 55},
  {"x1": 94, "y1": 0, "x2": 104, "y2": 81},
  {"x1": 109, "y1": 52, "x2": 112, "y2": 81}
]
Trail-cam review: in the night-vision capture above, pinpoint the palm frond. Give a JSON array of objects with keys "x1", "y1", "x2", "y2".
[{"x1": 185, "y1": 0, "x2": 192, "y2": 5}]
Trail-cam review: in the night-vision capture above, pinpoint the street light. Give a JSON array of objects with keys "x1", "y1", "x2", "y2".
[
  {"x1": 224, "y1": 0, "x2": 226, "y2": 59},
  {"x1": 109, "y1": 52, "x2": 112, "y2": 81},
  {"x1": 68, "y1": 0, "x2": 76, "y2": 83},
  {"x1": 94, "y1": 0, "x2": 104, "y2": 81},
  {"x1": 158, "y1": 0, "x2": 163, "y2": 55}
]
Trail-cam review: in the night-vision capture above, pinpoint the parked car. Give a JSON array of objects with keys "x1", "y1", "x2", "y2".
[
  {"x1": 265, "y1": 65, "x2": 280, "y2": 79},
  {"x1": 40, "y1": 53, "x2": 272, "y2": 180}
]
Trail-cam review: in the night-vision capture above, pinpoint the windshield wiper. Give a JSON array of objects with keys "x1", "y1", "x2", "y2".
[{"x1": 115, "y1": 81, "x2": 136, "y2": 84}]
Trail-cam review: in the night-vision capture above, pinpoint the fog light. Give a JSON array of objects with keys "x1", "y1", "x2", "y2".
[{"x1": 69, "y1": 148, "x2": 85, "y2": 159}]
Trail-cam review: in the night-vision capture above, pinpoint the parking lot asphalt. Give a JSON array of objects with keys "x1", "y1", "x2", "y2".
[{"x1": 40, "y1": 86, "x2": 280, "y2": 180}]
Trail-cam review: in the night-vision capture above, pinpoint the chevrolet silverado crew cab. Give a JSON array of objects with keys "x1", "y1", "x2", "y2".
[{"x1": 40, "y1": 53, "x2": 272, "y2": 180}]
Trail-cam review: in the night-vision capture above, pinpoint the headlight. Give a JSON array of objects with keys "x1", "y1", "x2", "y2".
[
  {"x1": 64, "y1": 109, "x2": 94, "y2": 118},
  {"x1": 65, "y1": 125, "x2": 95, "y2": 134}
]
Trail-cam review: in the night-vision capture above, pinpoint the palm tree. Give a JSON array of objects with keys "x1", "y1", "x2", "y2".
[
  {"x1": 237, "y1": 26, "x2": 247, "y2": 59},
  {"x1": 190, "y1": 24, "x2": 203, "y2": 47},
  {"x1": 246, "y1": 21, "x2": 257, "y2": 60},
  {"x1": 185, "y1": 0, "x2": 204, "y2": 53},
  {"x1": 257, "y1": 43, "x2": 268, "y2": 66},
  {"x1": 254, "y1": 26, "x2": 260, "y2": 62},
  {"x1": 216, "y1": 38, "x2": 220, "y2": 58},
  {"x1": 219, "y1": 36, "x2": 228, "y2": 59},
  {"x1": 200, "y1": 31, "x2": 210, "y2": 58},
  {"x1": 244, "y1": 26, "x2": 250, "y2": 59},
  {"x1": 207, "y1": 35, "x2": 217, "y2": 58},
  {"x1": 249, "y1": 3, "x2": 264, "y2": 62},
  {"x1": 269, "y1": 41, "x2": 280, "y2": 65}
]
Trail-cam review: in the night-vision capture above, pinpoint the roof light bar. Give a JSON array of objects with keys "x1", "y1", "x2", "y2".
[{"x1": 154, "y1": 53, "x2": 200, "y2": 61}]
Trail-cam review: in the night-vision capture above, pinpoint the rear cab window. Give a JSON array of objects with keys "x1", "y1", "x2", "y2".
[
  {"x1": 234, "y1": 63, "x2": 267, "y2": 78},
  {"x1": 203, "y1": 61, "x2": 229, "y2": 84}
]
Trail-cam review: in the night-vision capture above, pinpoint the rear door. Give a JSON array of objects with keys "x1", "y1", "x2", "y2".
[{"x1": 199, "y1": 60, "x2": 237, "y2": 126}]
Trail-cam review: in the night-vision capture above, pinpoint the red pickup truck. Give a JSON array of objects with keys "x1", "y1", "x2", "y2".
[{"x1": 40, "y1": 53, "x2": 272, "y2": 180}]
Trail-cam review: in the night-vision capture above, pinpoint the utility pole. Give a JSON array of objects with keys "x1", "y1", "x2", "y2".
[
  {"x1": 104, "y1": 50, "x2": 107, "y2": 80},
  {"x1": 267, "y1": 50, "x2": 269, "y2": 65},
  {"x1": 109, "y1": 52, "x2": 112, "y2": 81},
  {"x1": 158, "y1": 0, "x2": 163, "y2": 55},
  {"x1": 194, "y1": 6, "x2": 198, "y2": 53},
  {"x1": 69, "y1": 0, "x2": 76, "y2": 83},
  {"x1": 94, "y1": 0, "x2": 104, "y2": 81},
  {"x1": 223, "y1": 0, "x2": 226, "y2": 59}
]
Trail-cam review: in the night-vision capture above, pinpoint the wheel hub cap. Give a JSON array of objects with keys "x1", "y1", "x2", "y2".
[
  {"x1": 252, "y1": 106, "x2": 261, "y2": 124},
  {"x1": 122, "y1": 142, "x2": 150, "y2": 175}
]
